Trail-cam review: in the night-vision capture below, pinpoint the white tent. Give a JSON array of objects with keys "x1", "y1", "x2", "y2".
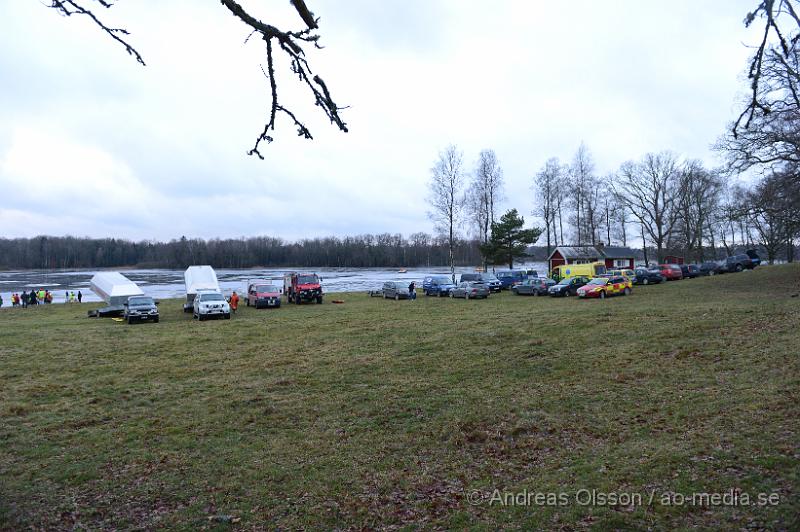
[{"x1": 90, "y1": 272, "x2": 144, "y2": 306}]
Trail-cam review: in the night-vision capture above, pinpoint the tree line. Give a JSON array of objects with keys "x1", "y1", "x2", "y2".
[{"x1": 0, "y1": 234, "x2": 489, "y2": 270}]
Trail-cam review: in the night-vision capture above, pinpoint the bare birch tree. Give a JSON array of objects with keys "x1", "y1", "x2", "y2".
[
  {"x1": 466, "y1": 150, "x2": 505, "y2": 265},
  {"x1": 533, "y1": 158, "x2": 563, "y2": 258},
  {"x1": 428, "y1": 145, "x2": 465, "y2": 282},
  {"x1": 569, "y1": 143, "x2": 596, "y2": 245}
]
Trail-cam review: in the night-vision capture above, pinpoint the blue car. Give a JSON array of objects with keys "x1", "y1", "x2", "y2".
[
  {"x1": 496, "y1": 269, "x2": 538, "y2": 289},
  {"x1": 422, "y1": 275, "x2": 456, "y2": 297}
]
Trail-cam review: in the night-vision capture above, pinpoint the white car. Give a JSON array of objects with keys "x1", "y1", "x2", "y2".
[{"x1": 193, "y1": 290, "x2": 231, "y2": 321}]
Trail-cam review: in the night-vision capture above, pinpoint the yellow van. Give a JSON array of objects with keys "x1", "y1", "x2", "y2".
[{"x1": 553, "y1": 262, "x2": 607, "y2": 280}]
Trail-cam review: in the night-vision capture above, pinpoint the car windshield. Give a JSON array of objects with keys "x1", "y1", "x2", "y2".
[
  {"x1": 480, "y1": 274, "x2": 499, "y2": 281},
  {"x1": 588, "y1": 278, "x2": 607, "y2": 285},
  {"x1": 298, "y1": 275, "x2": 319, "y2": 284},
  {"x1": 255, "y1": 285, "x2": 279, "y2": 292},
  {"x1": 433, "y1": 277, "x2": 451, "y2": 284},
  {"x1": 556, "y1": 278, "x2": 572, "y2": 285},
  {"x1": 128, "y1": 297, "x2": 153, "y2": 306},
  {"x1": 497, "y1": 272, "x2": 514, "y2": 278},
  {"x1": 201, "y1": 293, "x2": 224, "y2": 301}
]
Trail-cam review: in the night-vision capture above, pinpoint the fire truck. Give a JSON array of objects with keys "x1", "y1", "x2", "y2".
[{"x1": 283, "y1": 272, "x2": 323, "y2": 304}]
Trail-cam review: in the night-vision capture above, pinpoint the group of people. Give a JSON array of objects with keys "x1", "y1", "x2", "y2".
[{"x1": 3, "y1": 289, "x2": 82, "y2": 308}]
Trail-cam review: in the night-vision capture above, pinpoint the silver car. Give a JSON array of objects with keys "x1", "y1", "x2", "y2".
[
  {"x1": 381, "y1": 281, "x2": 412, "y2": 300},
  {"x1": 449, "y1": 281, "x2": 490, "y2": 299}
]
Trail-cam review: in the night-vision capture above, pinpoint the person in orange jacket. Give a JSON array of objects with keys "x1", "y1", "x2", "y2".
[{"x1": 230, "y1": 291, "x2": 239, "y2": 314}]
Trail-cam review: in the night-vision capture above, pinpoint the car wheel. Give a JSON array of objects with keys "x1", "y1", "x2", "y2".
[
  {"x1": 709, "y1": 270, "x2": 715, "y2": 276},
  {"x1": 533, "y1": 290, "x2": 538, "y2": 296},
  {"x1": 465, "y1": 292, "x2": 470, "y2": 300},
  {"x1": 127, "y1": 316, "x2": 133, "y2": 325},
  {"x1": 394, "y1": 294, "x2": 399, "y2": 301},
  {"x1": 599, "y1": 291, "x2": 606, "y2": 300},
  {"x1": 154, "y1": 317, "x2": 159, "y2": 323},
  {"x1": 449, "y1": 292, "x2": 454, "y2": 298},
  {"x1": 643, "y1": 278, "x2": 649, "y2": 285},
  {"x1": 317, "y1": 296, "x2": 323, "y2": 304},
  {"x1": 198, "y1": 314, "x2": 204, "y2": 321},
  {"x1": 624, "y1": 287, "x2": 631, "y2": 296},
  {"x1": 224, "y1": 313, "x2": 231, "y2": 320},
  {"x1": 736, "y1": 264, "x2": 743, "y2": 272}
]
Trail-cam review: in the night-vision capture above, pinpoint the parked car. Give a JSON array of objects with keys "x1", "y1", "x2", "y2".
[
  {"x1": 608, "y1": 268, "x2": 637, "y2": 281},
  {"x1": 450, "y1": 281, "x2": 490, "y2": 299},
  {"x1": 422, "y1": 276, "x2": 456, "y2": 297},
  {"x1": 658, "y1": 264, "x2": 684, "y2": 281},
  {"x1": 382, "y1": 281, "x2": 412, "y2": 300},
  {"x1": 548, "y1": 276, "x2": 590, "y2": 297},
  {"x1": 632, "y1": 267, "x2": 664, "y2": 285},
  {"x1": 496, "y1": 269, "x2": 537, "y2": 289},
  {"x1": 193, "y1": 290, "x2": 231, "y2": 320},
  {"x1": 722, "y1": 254, "x2": 755, "y2": 272},
  {"x1": 576, "y1": 276, "x2": 633, "y2": 299},
  {"x1": 123, "y1": 295, "x2": 159, "y2": 324},
  {"x1": 512, "y1": 277, "x2": 556, "y2": 296},
  {"x1": 245, "y1": 283, "x2": 282, "y2": 308},
  {"x1": 679, "y1": 264, "x2": 701, "y2": 279},
  {"x1": 745, "y1": 249, "x2": 762, "y2": 267},
  {"x1": 699, "y1": 261, "x2": 725, "y2": 276}
]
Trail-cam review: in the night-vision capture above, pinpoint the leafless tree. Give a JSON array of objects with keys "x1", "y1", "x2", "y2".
[
  {"x1": 428, "y1": 145, "x2": 466, "y2": 282},
  {"x1": 533, "y1": 158, "x2": 563, "y2": 257},
  {"x1": 466, "y1": 150, "x2": 505, "y2": 263},
  {"x1": 613, "y1": 152, "x2": 682, "y2": 263},
  {"x1": 674, "y1": 161, "x2": 724, "y2": 261},
  {"x1": 734, "y1": 0, "x2": 800, "y2": 138},
  {"x1": 46, "y1": 0, "x2": 348, "y2": 158},
  {"x1": 568, "y1": 143, "x2": 596, "y2": 246},
  {"x1": 583, "y1": 176, "x2": 605, "y2": 245},
  {"x1": 609, "y1": 195, "x2": 630, "y2": 247}
]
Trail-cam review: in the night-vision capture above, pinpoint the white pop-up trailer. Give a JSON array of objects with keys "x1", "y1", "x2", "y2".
[
  {"x1": 89, "y1": 272, "x2": 145, "y2": 317},
  {"x1": 183, "y1": 265, "x2": 220, "y2": 312}
]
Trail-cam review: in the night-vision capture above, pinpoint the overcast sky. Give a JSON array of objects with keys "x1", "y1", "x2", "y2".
[{"x1": 0, "y1": 1, "x2": 760, "y2": 242}]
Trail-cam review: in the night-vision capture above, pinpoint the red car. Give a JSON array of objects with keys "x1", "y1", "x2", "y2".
[
  {"x1": 245, "y1": 283, "x2": 282, "y2": 308},
  {"x1": 658, "y1": 264, "x2": 684, "y2": 281}
]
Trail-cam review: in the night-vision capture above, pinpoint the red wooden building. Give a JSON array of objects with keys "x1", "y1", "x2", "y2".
[{"x1": 548, "y1": 245, "x2": 636, "y2": 273}]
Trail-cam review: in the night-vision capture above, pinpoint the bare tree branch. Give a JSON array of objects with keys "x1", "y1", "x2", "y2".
[
  {"x1": 47, "y1": 0, "x2": 348, "y2": 157},
  {"x1": 48, "y1": 0, "x2": 145, "y2": 66},
  {"x1": 219, "y1": 0, "x2": 348, "y2": 158}
]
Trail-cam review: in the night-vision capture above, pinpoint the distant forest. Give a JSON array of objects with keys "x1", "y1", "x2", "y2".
[{"x1": 0, "y1": 234, "x2": 503, "y2": 270}]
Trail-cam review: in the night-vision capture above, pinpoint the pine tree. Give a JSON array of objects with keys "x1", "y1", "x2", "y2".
[{"x1": 480, "y1": 209, "x2": 542, "y2": 268}]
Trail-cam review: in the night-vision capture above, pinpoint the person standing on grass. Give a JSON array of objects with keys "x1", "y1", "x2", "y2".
[
  {"x1": 408, "y1": 281, "x2": 416, "y2": 301},
  {"x1": 77, "y1": 290, "x2": 82, "y2": 303},
  {"x1": 0, "y1": 294, "x2": 3, "y2": 308},
  {"x1": 230, "y1": 291, "x2": 239, "y2": 314},
  {"x1": 21, "y1": 292, "x2": 27, "y2": 308},
  {"x1": 29, "y1": 289, "x2": 38, "y2": 306}
]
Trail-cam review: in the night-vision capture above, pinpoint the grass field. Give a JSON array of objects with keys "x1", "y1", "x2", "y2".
[{"x1": 1, "y1": 264, "x2": 798, "y2": 530}]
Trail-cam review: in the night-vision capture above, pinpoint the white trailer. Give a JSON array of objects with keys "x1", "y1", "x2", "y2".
[
  {"x1": 89, "y1": 272, "x2": 145, "y2": 317},
  {"x1": 183, "y1": 265, "x2": 220, "y2": 312}
]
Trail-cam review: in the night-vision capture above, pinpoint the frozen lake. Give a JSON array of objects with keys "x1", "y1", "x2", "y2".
[{"x1": 0, "y1": 263, "x2": 548, "y2": 305}]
